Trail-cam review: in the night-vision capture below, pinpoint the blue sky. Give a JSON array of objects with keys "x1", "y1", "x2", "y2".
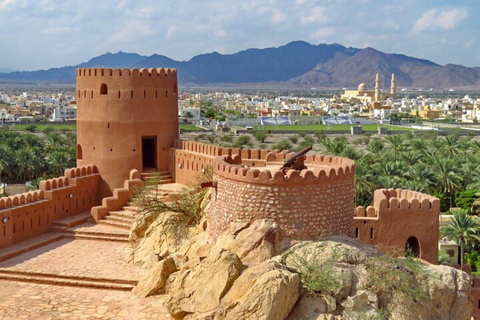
[{"x1": 0, "y1": 0, "x2": 478, "y2": 70}]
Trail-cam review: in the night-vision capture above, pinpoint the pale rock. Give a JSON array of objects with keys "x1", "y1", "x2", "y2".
[
  {"x1": 213, "y1": 219, "x2": 284, "y2": 264},
  {"x1": 132, "y1": 257, "x2": 176, "y2": 297},
  {"x1": 287, "y1": 292, "x2": 336, "y2": 319},
  {"x1": 166, "y1": 248, "x2": 243, "y2": 319}
]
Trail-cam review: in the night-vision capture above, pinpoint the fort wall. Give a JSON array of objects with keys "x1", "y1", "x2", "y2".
[
  {"x1": 0, "y1": 165, "x2": 101, "y2": 248},
  {"x1": 76, "y1": 68, "x2": 179, "y2": 198},
  {"x1": 353, "y1": 188, "x2": 440, "y2": 264}
]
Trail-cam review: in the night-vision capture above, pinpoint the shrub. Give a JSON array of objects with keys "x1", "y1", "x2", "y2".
[
  {"x1": 456, "y1": 190, "x2": 480, "y2": 212},
  {"x1": 363, "y1": 254, "x2": 430, "y2": 307},
  {"x1": 233, "y1": 135, "x2": 251, "y2": 148},
  {"x1": 220, "y1": 135, "x2": 234, "y2": 143},
  {"x1": 288, "y1": 136, "x2": 299, "y2": 144},
  {"x1": 438, "y1": 249, "x2": 451, "y2": 264},
  {"x1": 272, "y1": 139, "x2": 292, "y2": 151},
  {"x1": 298, "y1": 132, "x2": 307, "y2": 138},
  {"x1": 24, "y1": 124, "x2": 37, "y2": 132},
  {"x1": 253, "y1": 131, "x2": 269, "y2": 143},
  {"x1": 287, "y1": 243, "x2": 346, "y2": 295}
]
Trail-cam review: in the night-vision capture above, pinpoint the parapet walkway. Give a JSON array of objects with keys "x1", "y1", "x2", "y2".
[{"x1": 0, "y1": 206, "x2": 172, "y2": 319}]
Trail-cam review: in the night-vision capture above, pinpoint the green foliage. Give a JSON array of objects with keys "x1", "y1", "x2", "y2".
[
  {"x1": 0, "y1": 129, "x2": 76, "y2": 184},
  {"x1": 220, "y1": 135, "x2": 234, "y2": 143},
  {"x1": 272, "y1": 139, "x2": 292, "y2": 151},
  {"x1": 24, "y1": 124, "x2": 38, "y2": 132},
  {"x1": 440, "y1": 210, "x2": 480, "y2": 267},
  {"x1": 204, "y1": 108, "x2": 216, "y2": 118},
  {"x1": 287, "y1": 243, "x2": 346, "y2": 295},
  {"x1": 438, "y1": 249, "x2": 451, "y2": 265},
  {"x1": 456, "y1": 190, "x2": 480, "y2": 212},
  {"x1": 298, "y1": 131, "x2": 307, "y2": 138},
  {"x1": 253, "y1": 131, "x2": 269, "y2": 143},
  {"x1": 288, "y1": 135, "x2": 299, "y2": 144},
  {"x1": 363, "y1": 254, "x2": 430, "y2": 307},
  {"x1": 233, "y1": 135, "x2": 252, "y2": 148}
]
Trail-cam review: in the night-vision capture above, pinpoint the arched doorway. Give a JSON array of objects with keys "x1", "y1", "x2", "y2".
[
  {"x1": 405, "y1": 236, "x2": 420, "y2": 258},
  {"x1": 100, "y1": 83, "x2": 108, "y2": 95}
]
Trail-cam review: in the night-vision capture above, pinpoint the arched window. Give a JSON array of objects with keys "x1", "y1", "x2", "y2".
[
  {"x1": 77, "y1": 144, "x2": 83, "y2": 160},
  {"x1": 100, "y1": 83, "x2": 108, "y2": 95},
  {"x1": 406, "y1": 236, "x2": 420, "y2": 258}
]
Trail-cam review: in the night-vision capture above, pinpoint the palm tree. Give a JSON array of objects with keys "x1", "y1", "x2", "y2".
[
  {"x1": 433, "y1": 158, "x2": 462, "y2": 209},
  {"x1": 354, "y1": 160, "x2": 376, "y2": 207},
  {"x1": 321, "y1": 137, "x2": 348, "y2": 155},
  {"x1": 440, "y1": 210, "x2": 480, "y2": 267},
  {"x1": 0, "y1": 145, "x2": 14, "y2": 183},
  {"x1": 441, "y1": 135, "x2": 461, "y2": 157}
]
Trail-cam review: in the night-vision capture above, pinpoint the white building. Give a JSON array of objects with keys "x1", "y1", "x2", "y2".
[{"x1": 50, "y1": 106, "x2": 77, "y2": 122}]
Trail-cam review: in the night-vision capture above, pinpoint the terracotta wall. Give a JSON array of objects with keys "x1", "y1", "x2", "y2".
[
  {"x1": 353, "y1": 188, "x2": 440, "y2": 264},
  {"x1": 0, "y1": 165, "x2": 101, "y2": 248},
  {"x1": 472, "y1": 276, "x2": 480, "y2": 319},
  {"x1": 76, "y1": 68, "x2": 179, "y2": 198}
]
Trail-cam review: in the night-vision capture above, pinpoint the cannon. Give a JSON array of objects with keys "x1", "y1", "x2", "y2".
[{"x1": 280, "y1": 145, "x2": 312, "y2": 173}]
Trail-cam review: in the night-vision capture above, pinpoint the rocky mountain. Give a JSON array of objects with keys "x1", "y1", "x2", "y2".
[{"x1": 0, "y1": 41, "x2": 479, "y2": 88}]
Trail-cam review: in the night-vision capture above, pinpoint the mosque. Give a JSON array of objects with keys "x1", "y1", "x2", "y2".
[{"x1": 341, "y1": 73, "x2": 396, "y2": 104}]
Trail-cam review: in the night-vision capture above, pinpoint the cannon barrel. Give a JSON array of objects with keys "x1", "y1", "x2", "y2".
[{"x1": 281, "y1": 146, "x2": 312, "y2": 168}]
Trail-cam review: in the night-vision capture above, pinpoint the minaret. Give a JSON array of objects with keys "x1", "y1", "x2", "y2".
[
  {"x1": 390, "y1": 73, "x2": 396, "y2": 99},
  {"x1": 374, "y1": 73, "x2": 381, "y2": 102}
]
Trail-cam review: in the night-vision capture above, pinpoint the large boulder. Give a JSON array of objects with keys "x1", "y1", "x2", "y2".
[
  {"x1": 133, "y1": 257, "x2": 177, "y2": 297},
  {"x1": 213, "y1": 219, "x2": 290, "y2": 264},
  {"x1": 166, "y1": 248, "x2": 243, "y2": 319},
  {"x1": 130, "y1": 211, "x2": 203, "y2": 268}
]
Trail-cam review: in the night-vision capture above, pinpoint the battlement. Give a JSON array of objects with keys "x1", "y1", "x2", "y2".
[
  {"x1": 0, "y1": 190, "x2": 46, "y2": 211},
  {"x1": 77, "y1": 67, "x2": 177, "y2": 78},
  {"x1": 214, "y1": 153, "x2": 355, "y2": 186},
  {"x1": 355, "y1": 188, "x2": 440, "y2": 218}
]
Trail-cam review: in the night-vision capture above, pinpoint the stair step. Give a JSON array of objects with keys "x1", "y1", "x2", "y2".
[
  {"x1": 158, "y1": 179, "x2": 175, "y2": 184},
  {"x1": 62, "y1": 233, "x2": 129, "y2": 243},
  {"x1": 0, "y1": 269, "x2": 137, "y2": 285},
  {"x1": 123, "y1": 206, "x2": 140, "y2": 212},
  {"x1": 51, "y1": 212, "x2": 93, "y2": 228},
  {"x1": 106, "y1": 215, "x2": 134, "y2": 224},
  {"x1": 0, "y1": 270, "x2": 135, "y2": 291},
  {"x1": 66, "y1": 228, "x2": 129, "y2": 239},
  {"x1": 98, "y1": 220, "x2": 131, "y2": 230},
  {"x1": 109, "y1": 210, "x2": 136, "y2": 219}
]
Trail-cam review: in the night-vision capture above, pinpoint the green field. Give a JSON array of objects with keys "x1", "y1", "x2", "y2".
[
  {"x1": 179, "y1": 124, "x2": 205, "y2": 131},
  {"x1": 6, "y1": 124, "x2": 77, "y2": 131},
  {"x1": 251, "y1": 124, "x2": 414, "y2": 132}
]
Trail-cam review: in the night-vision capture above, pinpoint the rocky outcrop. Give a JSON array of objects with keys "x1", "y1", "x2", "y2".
[
  {"x1": 130, "y1": 211, "x2": 204, "y2": 268},
  {"x1": 131, "y1": 219, "x2": 473, "y2": 320},
  {"x1": 166, "y1": 248, "x2": 243, "y2": 319},
  {"x1": 213, "y1": 219, "x2": 290, "y2": 264},
  {"x1": 133, "y1": 257, "x2": 177, "y2": 297}
]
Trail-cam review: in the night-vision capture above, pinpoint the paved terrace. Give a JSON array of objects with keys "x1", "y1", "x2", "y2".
[{"x1": 0, "y1": 204, "x2": 174, "y2": 319}]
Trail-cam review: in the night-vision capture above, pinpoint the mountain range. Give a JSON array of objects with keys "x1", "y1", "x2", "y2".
[{"x1": 1, "y1": 41, "x2": 479, "y2": 89}]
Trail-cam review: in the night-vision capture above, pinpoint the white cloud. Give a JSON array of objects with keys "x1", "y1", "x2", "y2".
[
  {"x1": 301, "y1": 6, "x2": 329, "y2": 24},
  {"x1": 413, "y1": 8, "x2": 468, "y2": 33},
  {"x1": 272, "y1": 10, "x2": 286, "y2": 23},
  {"x1": 0, "y1": 0, "x2": 16, "y2": 11},
  {"x1": 166, "y1": 25, "x2": 179, "y2": 40},
  {"x1": 309, "y1": 27, "x2": 336, "y2": 41}
]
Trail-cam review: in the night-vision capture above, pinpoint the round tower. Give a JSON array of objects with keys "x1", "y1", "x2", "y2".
[{"x1": 76, "y1": 68, "x2": 179, "y2": 198}]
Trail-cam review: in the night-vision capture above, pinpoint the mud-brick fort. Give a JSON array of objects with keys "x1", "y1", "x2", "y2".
[
  {"x1": 1, "y1": 67, "x2": 440, "y2": 263},
  {"x1": 2, "y1": 67, "x2": 480, "y2": 318}
]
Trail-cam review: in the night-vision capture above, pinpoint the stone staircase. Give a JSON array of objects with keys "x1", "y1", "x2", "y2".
[
  {"x1": 0, "y1": 269, "x2": 136, "y2": 291},
  {"x1": 141, "y1": 171, "x2": 175, "y2": 184},
  {"x1": 98, "y1": 205, "x2": 137, "y2": 230}
]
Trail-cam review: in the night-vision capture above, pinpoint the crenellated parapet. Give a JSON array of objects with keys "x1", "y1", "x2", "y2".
[
  {"x1": 353, "y1": 188, "x2": 440, "y2": 264},
  {"x1": 213, "y1": 153, "x2": 355, "y2": 186},
  {"x1": 77, "y1": 67, "x2": 177, "y2": 78},
  {"x1": 0, "y1": 190, "x2": 46, "y2": 210},
  {"x1": 354, "y1": 188, "x2": 440, "y2": 218},
  {"x1": 0, "y1": 165, "x2": 102, "y2": 249}
]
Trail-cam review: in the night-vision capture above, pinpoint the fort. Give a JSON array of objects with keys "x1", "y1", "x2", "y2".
[{"x1": 0, "y1": 67, "x2": 477, "y2": 318}]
